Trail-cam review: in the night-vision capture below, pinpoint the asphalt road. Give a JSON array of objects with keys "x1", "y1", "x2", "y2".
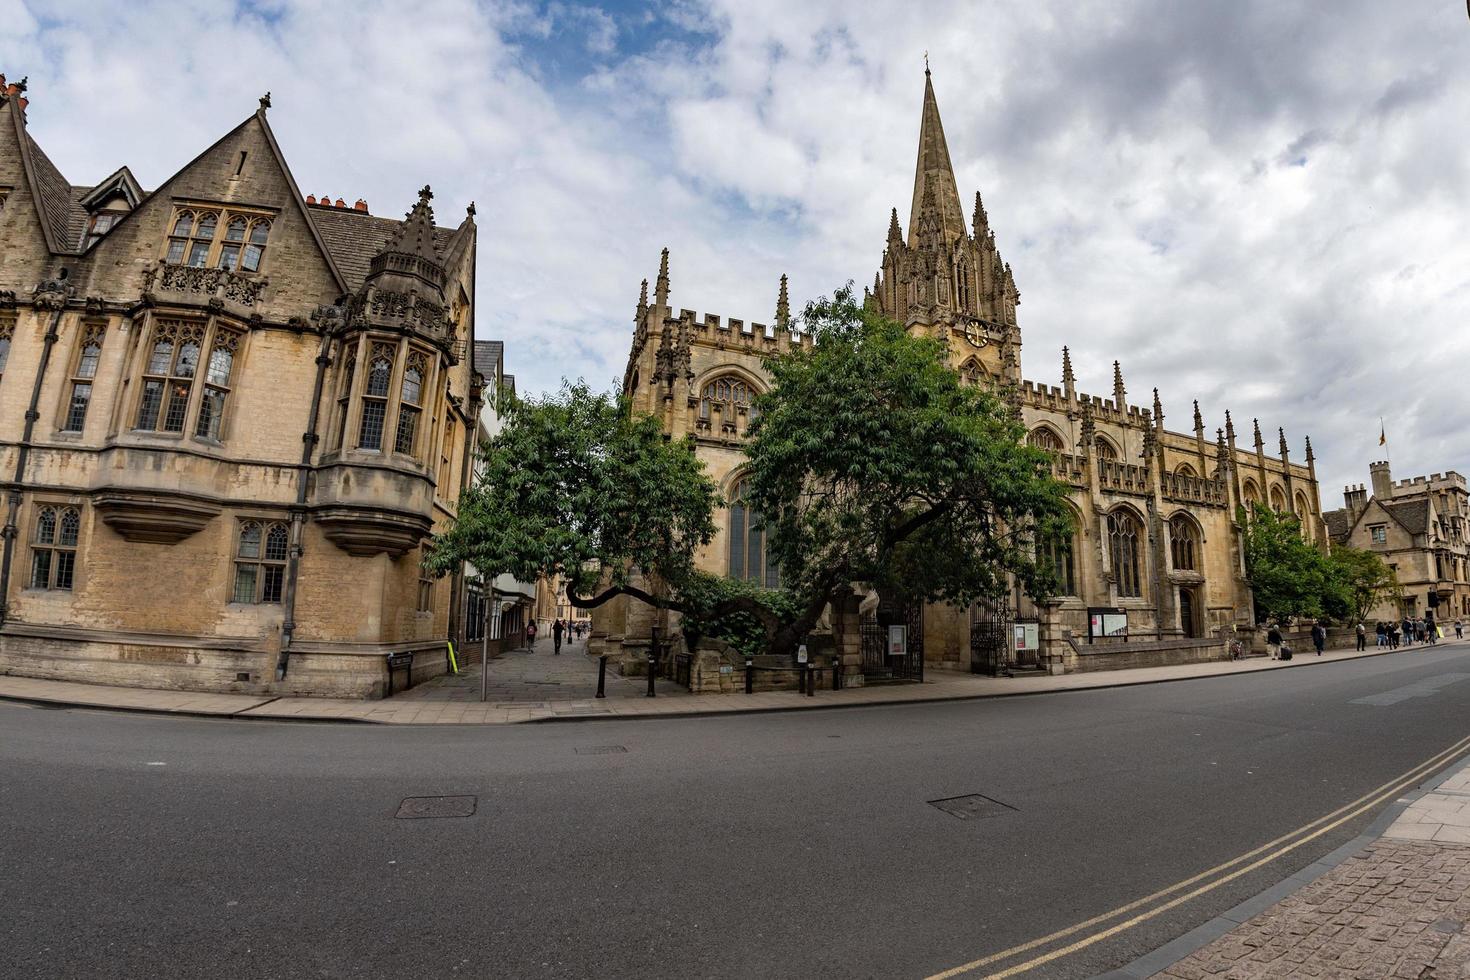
[{"x1": 7, "y1": 642, "x2": 1470, "y2": 979}]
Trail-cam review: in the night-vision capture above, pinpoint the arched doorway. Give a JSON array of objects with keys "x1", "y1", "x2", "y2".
[{"x1": 1179, "y1": 588, "x2": 1199, "y2": 638}]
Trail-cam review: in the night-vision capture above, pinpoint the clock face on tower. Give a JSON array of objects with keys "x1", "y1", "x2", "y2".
[{"x1": 962, "y1": 319, "x2": 986, "y2": 348}]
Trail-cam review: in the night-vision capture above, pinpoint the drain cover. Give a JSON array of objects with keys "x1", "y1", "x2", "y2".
[
  {"x1": 395, "y1": 795, "x2": 477, "y2": 819},
  {"x1": 928, "y1": 794, "x2": 1016, "y2": 820},
  {"x1": 575, "y1": 745, "x2": 628, "y2": 755}
]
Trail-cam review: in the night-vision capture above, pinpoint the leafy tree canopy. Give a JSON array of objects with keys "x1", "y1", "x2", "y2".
[
  {"x1": 1325, "y1": 546, "x2": 1402, "y2": 624},
  {"x1": 742, "y1": 286, "x2": 1074, "y2": 651},
  {"x1": 424, "y1": 382, "x2": 719, "y2": 609},
  {"x1": 1241, "y1": 504, "x2": 1335, "y2": 623}
]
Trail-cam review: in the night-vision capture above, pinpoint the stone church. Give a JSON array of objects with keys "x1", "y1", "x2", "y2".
[
  {"x1": 0, "y1": 77, "x2": 487, "y2": 697},
  {"x1": 599, "y1": 70, "x2": 1326, "y2": 676}
]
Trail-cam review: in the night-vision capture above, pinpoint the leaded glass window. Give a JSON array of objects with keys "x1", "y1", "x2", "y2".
[
  {"x1": 1169, "y1": 514, "x2": 1199, "y2": 572},
  {"x1": 1108, "y1": 510, "x2": 1143, "y2": 598},
  {"x1": 727, "y1": 478, "x2": 779, "y2": 587},
  {"x1": 357, "y1": 343, "x2": 395, "y2": 451},
  {"x1": 31, "y1": 504, "x2": 80, "y2": 591},
  {"x1": 232, "y1": 520, "x2": 288, "y2": 604}
]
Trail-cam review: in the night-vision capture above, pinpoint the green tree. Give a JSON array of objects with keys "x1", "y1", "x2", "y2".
[
  {"x1": 424, "y1": 382, "x2": 720, "y2": 611},
  {"x1": 1240, "y1": 504, "x2": 1334, "y2": 622},
  {"x1": 1326, "y1": 546, "x2": 1402, "y2": 623},
  {"x1": 741, "y1": 286, "x2": 1075, "y2": 656}
]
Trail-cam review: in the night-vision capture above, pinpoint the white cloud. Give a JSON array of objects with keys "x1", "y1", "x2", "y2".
[{"x1": 4, "y1": 0, "x2": 1469, "y2": 500}]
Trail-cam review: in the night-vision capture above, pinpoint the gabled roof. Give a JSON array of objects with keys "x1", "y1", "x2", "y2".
[
  {"x1": 472, "y1": 340, "x2": 503, "y2": 380},
  {"x1": 1383, "y1": 499, "x2": 1430, "y2": 535},
  {"x1": 1322, "y1": 509, "x2": 1352, "y2": 544},
  {"x1": 7, "y1": 102, "x2": 86, "y2": 254},
  {"x1": 78, "y1": 165, "x2": 145, "y2": 211}
]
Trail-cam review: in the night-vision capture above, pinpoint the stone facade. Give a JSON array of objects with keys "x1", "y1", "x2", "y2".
[
  {"x1": 0, "y1": 79, "x2": 490, "y2": 697},
  {"x1": 1323, "y1": 462, "x2": 1470, "y2": 622},
  {"x1": 596, "y1": 69, "x2": 1326, "y2": 675}
]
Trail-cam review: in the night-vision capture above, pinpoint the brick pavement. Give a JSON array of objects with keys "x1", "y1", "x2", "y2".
[{"x1": 1151, "y1": 766, "x2": 1470, "y2": 980}]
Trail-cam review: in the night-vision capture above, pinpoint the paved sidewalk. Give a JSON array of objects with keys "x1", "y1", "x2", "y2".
[
  {"x1": 1149, "y1": 765, "x2": 1470, "y2": 979},
  {"x1": 0, "y1": 638, "x2": 1461, "y2": 725}
]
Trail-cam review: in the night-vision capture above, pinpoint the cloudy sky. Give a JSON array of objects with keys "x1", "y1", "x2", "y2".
[{"x1": 4, "y1": 0, "x2": 1468, "y2": 501}]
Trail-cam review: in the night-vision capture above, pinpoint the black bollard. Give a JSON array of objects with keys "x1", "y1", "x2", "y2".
[
  {"x1": 646, "y1": 651, "x2": 656, "y2": 697},
  {"x1": 797, "y1": 663, "x2": 806, "y2": 695},
  {"x1": 833, "y1": 658, "x2": 842, "y2": 692},
  {"x1": 807, "y1": 663, "x2": 815, "y2": 697},
  {"x1": 596, "y1": 655, "x2": 607, "y2": 699},
  {"x1": 745, "y1": 658, "x2": 753, "y2": 694}
]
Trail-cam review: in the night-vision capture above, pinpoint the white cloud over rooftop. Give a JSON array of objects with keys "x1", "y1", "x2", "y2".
[{"x1": 5, "y1": 0, "x2": 1468, "y2": 500}]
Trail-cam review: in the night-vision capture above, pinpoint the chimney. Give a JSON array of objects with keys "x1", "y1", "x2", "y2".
[
  {"x1": 1369, "y1": 460, "x2": 1393, "y2": 500},
  {"x1": 1344, "y1": 484, "x2": 1368, "y2": 519},
  {"x1": 333, "y1": 198, "x2": 346, "y2": 208},
  {"x1": 353, "y1": 199, "x2": 368, "y2": 212},
  {"x1": 305, "y1": 194, "x2": 317, "y2": 205}
]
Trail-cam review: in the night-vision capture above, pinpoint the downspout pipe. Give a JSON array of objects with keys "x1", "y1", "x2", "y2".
[
  {"x1": 1, "y1": 278, "x2": 71, "y2": 624},
  {"x1": 276, "y1": 318, "x2": 336, "y2": 681}
]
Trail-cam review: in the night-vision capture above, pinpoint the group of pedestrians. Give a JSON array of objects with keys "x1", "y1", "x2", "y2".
[
  {"x1": 548, "y1": 617, "x2": 588, "y2": 655},
  {"x1": 1370, "y1": 615, "x2": 1453, "y2": 649},
  {"x1": 1268, "y1": 615, "x2": 1462, "y2": 659}
]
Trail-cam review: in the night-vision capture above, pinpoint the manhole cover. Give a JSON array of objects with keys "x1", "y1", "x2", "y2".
[
  {"x1": 928, "y1": 794, "x2": 1016, "y2": 820},
  {"x1": 395, "y1": 795, "x2": 477, "y2": 819},
  {"x1": 575, "y1": 745, "x2": 628, "y2": 755}
]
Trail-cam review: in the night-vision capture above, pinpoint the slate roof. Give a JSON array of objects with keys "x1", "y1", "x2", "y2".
[
  {"x1": 309, "y1": 206, "x2": 455, "y2": 292},
  {"x1": 1322, "y1": 508, "x2": 1353, "y2": 544},
  {"x1": 472, "y1": 340, "x2": 503, "y2": 381},
  {"x1": 1384, "y1": 499, "x2": 1430, "y2": 535},
  {"x1": 24, "y1": 132, "x2": 88, "y2": 252}
]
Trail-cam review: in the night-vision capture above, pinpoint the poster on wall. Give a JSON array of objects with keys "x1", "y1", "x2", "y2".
[
  {"x1": 1012, "y1": 622, "x2": 1039, "y2": 652},
  {"x1": 887, "y1": 625, "x2": 908, "y2": 657},
  {"x1": 1088, "y1": 609, "x2": 1129, "y2": 641}
]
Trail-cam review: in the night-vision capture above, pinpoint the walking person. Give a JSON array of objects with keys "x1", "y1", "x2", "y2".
[
  {"x1": 1390, "y1": 622, "x2": 1400, "y2": 649},
  {"x1": 1312, "y1": 621, "x2": 1326, "y2": 657},
  {"x1": 1356, "y1": 621, "x2": 1366, "y2": 652},
  {"x1": 1456, "y1": 618, "x2": 1464, "y2": 641},
  {"x1": 525, "y1": 619, "x2": 537, "y2": 650},
  {"x1": 552, "y1": 618, "x2": 565, "y2": 655},
  {"x1": 1426, "y1": 613, "x2": 1438, "y2": 645},
  {"x1": 1267, "y1": 622, "x2": 1283, "y2": 660}
]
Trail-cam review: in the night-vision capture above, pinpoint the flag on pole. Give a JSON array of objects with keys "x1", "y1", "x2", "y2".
[{"x1": 1379, "y1": 421, "x2": 1386, "y2": 446}]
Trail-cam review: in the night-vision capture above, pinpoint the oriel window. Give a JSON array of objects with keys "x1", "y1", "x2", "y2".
[
  {"x1": 195, "y1": 329, "x2": 240, "y2": 440},
  {"x1": 30, "y1": 505, "x2": 81, "y2": 591},
  {"x1": 395, "y1": 350, "x2": 427, "y2": 455},
  {"x1": 232, "y1": 520, "x2": 289, "y2": 604},
  {"x1": 217, "y1": 216, "x2": 271, "y2": 272},
  {"x1": 136, "y1": 320, "x2": 204, "y2": 433},
  {"x1": 357, "y1": 343, "x2": 395, "y2": 451}
]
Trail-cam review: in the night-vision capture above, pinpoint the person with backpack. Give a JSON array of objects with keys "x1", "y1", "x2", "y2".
[
  {"x1": 552, "y1": 618, "x2": 565, "y2": 655},
  {"x1": 1356, "y1": 621, "x2": 1366, "y2": 651},
  {"x1": 1267, "y1": 622, "x2": 1284, "y2": 660},
  {"x1": 1311, "y1": 621, "x2": 1326, "y2": 656}
]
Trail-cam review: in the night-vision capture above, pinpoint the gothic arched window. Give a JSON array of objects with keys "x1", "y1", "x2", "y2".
[
  {"x1": 728, "y1": 477, "x2": 779, "y2": 587},
  {"x1": 1174, "y1": 462, "x2": 1197, "y2": 478},
  {"x1": 959, "y1": 357, "x2": 986, "y2": 387},
  {"x1": 357, "y1": 342, "x2": 395, "y2": 450},
  {"x1": 233, "y1": 520, "x2": 289, "y2": 604},
  {"x1": 1095, "y1": 437, "x2": 1120, "y2": 461},
  {"x1": 1040, "y1": 530, "x2": 1075, "y2": 596},
  {"x1": 1028, "y1": 427, "x2": 1065, "y2": 454},
  {"x1": 1242, "y1": 480, "x2": 1261, "y2": 508},
  {"x1": 700, "y1": 375, "x2": 753, "y2": 422},
  {"x1": 1108, "y1": 509, "x2": 1143, "y2": 598},
  {"x1": 1169, "y1": 514, "x2": 1200, "y2": 572},
  {"x1": 1269, "y1": 485, "x2": 1287, "y2": 513}
]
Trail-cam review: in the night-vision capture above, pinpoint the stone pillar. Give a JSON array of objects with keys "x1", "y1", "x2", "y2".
[
  {"x1": 832, "y1": 587, "x2": 865, "y2": 688},
  {"x1": 1039, "y1": 599, "x2": 1067, "y2": 675}
]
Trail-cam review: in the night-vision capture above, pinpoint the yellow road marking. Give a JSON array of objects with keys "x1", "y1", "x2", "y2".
[{"x1": 925, "y1": 733, "x2": 1470, "y2": 979}]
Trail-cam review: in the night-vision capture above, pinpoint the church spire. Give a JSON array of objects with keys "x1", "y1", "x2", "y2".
[
  {"x1": 1112, "y1": 360, "x2": 1127, "y2": 407},
  {"x1": 775, "y1": 274, "x2": 791, "y2": 329},
  {"x1": 636, "y1": 278, "x2": 648, "y2": 322},
  {"x1": 887, "y1": 207, "x2": 903, "y2": 246},
  {"x1": 907, "y1": 67, "x2": 967, "y2": 249},
  {"x1": 972, "y1": 191, "x2": 988, "y2": 238},
  {"x1": 1061, "y1": 346, "x2": 1074, "y2": 388}
]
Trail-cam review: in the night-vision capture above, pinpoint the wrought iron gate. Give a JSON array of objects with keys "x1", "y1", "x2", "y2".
[
  {"x1": 859, "y1": 603, "x2": 925, "y2": 682},
  {"x1": 970, "y1": 598, "x2": 1012, "y2": 676}
]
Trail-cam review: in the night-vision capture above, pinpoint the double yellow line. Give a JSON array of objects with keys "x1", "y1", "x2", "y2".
[{"x1": 926, "y1": 731, "x2": 1470, "y2": 979}]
